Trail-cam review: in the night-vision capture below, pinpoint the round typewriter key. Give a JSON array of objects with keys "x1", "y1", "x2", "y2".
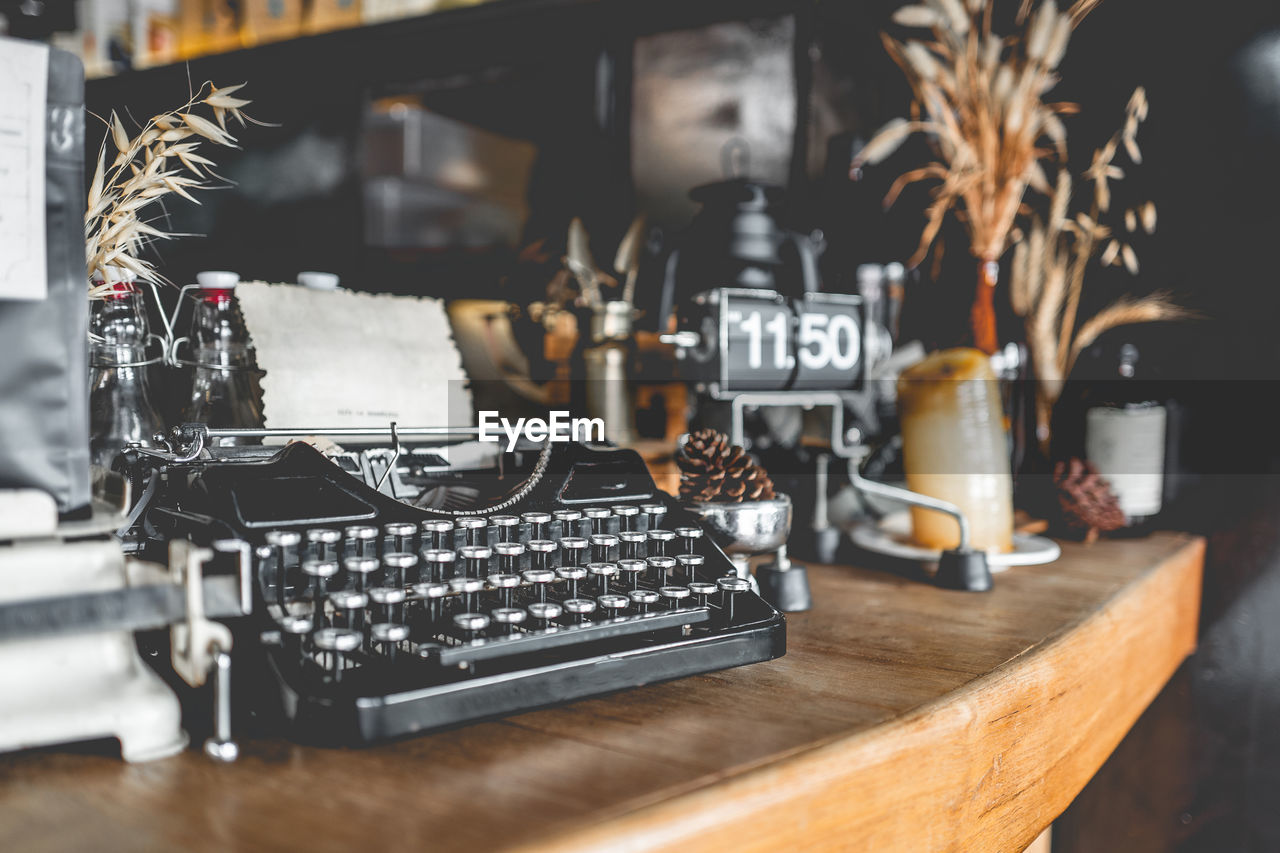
[
  {"x1": 597, "y1": 593, "x2": 629, "y2": 618},
  {"x1": 384, "y1": 522, "x2": 418, "y2": 555},
  {"x1": 459, "y1": 545, "x2": 491, "y2": 578},
  {"x1": 676, "y1": 553, "x2": 705, "y2": 582},
  {"x1": 688, "y1": 581, "x2": 718, "y2": 609},
  {"x1": 449, "y1": 576, "x2": 485, "y2": 611},
  {"x1": 312, "y1": 627, "x2": 361, "y2": 682},
  {"x1": 457, "y1": 517, "x2": 487, "y2": 546},
  {"x1": 369, "y1": 585, "x2": 408, "y2": 624},
  {"x1": 371, "y1": 622, "x2": 411, "y2": 662},
  {"x1": 421, "y1": 519, "x2": 454, "y2": 551},
  {"x1": 586, "y1": 562, "x2": 618, "y2": 595},
  {"x1": 640, "y1": 502, "x2": 666, "y2": 530},
  {"x1": 675, "y1": 526, "x2": 704, "y2": 556},
  {"x1": 306, "y1": 528, "x2": 342, "y2": 561},
  {"x1": 555, "y1": 566, "x2": 587, "y2": 600},
  {"x1": 329, "y1": 590, "x2": 368, "y2": 631},
  {"x1": 521, "y1": 568, "x2": 556, "y2": 602},
  {"x1": 628, "y1": 588, "x2": 660, "y2": 614},
  {"x1": 521, "y1": 511, "x2": 552, "y2": 539},
  {"x1": 563, "y1": 598, "x2": 597, "y2": 624},
  {"x1": 552, "y1": 509, "x2": 582, "y2": 537},
  {"x1": 527, "y1": 601, "x2": 562, "y2": 629},
  {"x1": 589, "y1": 533, "x2": 618, "y2": 563},
  {"x1": 611, "y1": 504, "x2": 640, "y2": 531},
  {"x1": 422, "y1": 548, "x2": 455, "y2": 582},
  {"x1": 412, "y1": 581, "x2": 448, "y2": 626},
  {"x1": 343, "y1": 556, "x2": 379, "y2": 592},
  {"x1": 382, "y1": 551, "x2": 418, "y2": 587},
  {"x1": 491, "y1": 607, "x2": 526, "y2": 634},
  {"x1": 646, "y1": 528, "x2": 675, "y2": 556},
  {"x1": 560, "y1": 536, "x2": 588, "y2": 567},
  {"x1": 489, "y1": 515, "x2": 519, "y2": 543},
  {"x1": 716, "y1": 576, "x2": 751, "y2": 621},
  {"x1": 487, "y1": 572, "x2": 522, "y2": 608},
  {"x1": 302, "y1": 559, "x2": 339, "y2": 621},
  {"x1": 279, "y1": 613, "x2": 314, "y2": 667},
  {"x1": 266, "y1": 529, "x2": 302, "y2": 549},
  {"x1": 616, "y1": 559, "x2": 646, "y2": 590},
  {"x1": 494, "y1": 541, "x2": 525, "y2": 573},
  {"x1": 265, "y1": 531, "x2": 301, "y2": 605},
  {"x1": 659, "y1": 585, "x2": 691, "y2": 609},
  {"x1": 646, "y1": 555, "x2": 677, "y2": 585},
  {"x1": 583, "y1": 507, "x2": 611, "y2": 534},
  {"x1": 527, "y1": 539, "x2": 557, "y2": 570},
  {"x1": 453, "y1": 612, "x2": 490, "y2": 642},
  {"x1": 619, "y1": 530, "x2": 646, "y2": 560},
  {"x1": 343, "y1": 525, "x2": 379, "y2": 558}
]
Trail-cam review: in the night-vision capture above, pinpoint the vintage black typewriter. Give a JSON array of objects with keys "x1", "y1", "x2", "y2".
[{"x1": 121, "y1": 425, "x2": 785, "y2": 746}]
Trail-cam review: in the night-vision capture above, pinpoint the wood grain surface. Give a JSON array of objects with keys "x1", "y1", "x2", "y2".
[{"x1": 0, "y1": 533, "x2": 1203, "y2": 853}]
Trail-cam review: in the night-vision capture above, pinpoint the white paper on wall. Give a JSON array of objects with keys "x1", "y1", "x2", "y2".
[
  {"x1": 0, "y1": 38, "x2": 49, "y2": 301},
  {"x1": 234, "y1": 282, "x2": 473, "y2": 442}
]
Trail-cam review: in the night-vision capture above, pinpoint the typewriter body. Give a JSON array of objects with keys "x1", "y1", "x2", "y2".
[{"x1": 123, "y1": 427, "x2": 785, "y2": 746}]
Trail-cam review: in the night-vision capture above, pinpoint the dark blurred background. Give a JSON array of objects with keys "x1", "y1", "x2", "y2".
[{"x1": 10, "y1": 0, "x2": 1280, "y2": 847}]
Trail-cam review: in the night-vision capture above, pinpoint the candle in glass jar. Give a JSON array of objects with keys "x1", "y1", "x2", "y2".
[{"x1": 897, "y1": 348, "x2": 1013, "y2": 553}]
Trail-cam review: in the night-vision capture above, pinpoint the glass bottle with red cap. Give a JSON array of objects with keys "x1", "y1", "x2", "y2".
[{"x1": 183, "y1": 271, "x2": 265, "y2": 436}]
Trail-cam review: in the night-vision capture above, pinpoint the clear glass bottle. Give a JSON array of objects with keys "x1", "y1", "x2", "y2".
[
  {"x1": 1085, "y1": 343, "x2": 1166, "y2": 524},
  {"x1": 88, "y1": 275, "x2": 166, "y2": 469},
  {"x1": 183, "y1": 271, "x2": 265, "y2": 436}
]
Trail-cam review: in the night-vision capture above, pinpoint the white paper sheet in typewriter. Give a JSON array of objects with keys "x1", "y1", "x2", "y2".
[{"x1": 235, "y1": 281, "x2": 472, "y2": 441}]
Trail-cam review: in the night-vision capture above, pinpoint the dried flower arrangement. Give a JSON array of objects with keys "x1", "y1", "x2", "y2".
[{"x1": 85, "y1": 82, "x2": 254, "y2": 297}]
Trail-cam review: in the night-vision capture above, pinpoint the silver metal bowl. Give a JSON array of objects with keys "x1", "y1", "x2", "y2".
[{"x1": 689, "y1": 494, "x2": 792, "y2": 555}]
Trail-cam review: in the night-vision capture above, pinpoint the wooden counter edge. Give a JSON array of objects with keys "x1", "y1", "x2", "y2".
[{"x1": 528, "y1": 536, "x2": 1206, "y2": 853}]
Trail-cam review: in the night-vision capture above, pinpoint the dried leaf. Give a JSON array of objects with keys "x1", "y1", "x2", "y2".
[
  {"x1": 110, "y1": 112, "x2": 129, "y2": 155},
  {"x1": 1124, "y1": 208, "x2": 1137, "y2": 232},
  {"x1": 854, "y1": 117, "x2": 918, "y2": 167},
  {"x1": 892, "y1": 5, "x2": 941, "y2": 28},
  {"x1": 1100, "y1": 239, "x2": 1120, "y2": 266},
  {"x1": 1141, "y1": 201, "x2": 1157, "y2": 233},
  {"x1": 180, "y1": 112, "x2": 235, "y2": 146},
  {"x1": 1121, "y1": 244, "x2": 1139, "y2": 274}
]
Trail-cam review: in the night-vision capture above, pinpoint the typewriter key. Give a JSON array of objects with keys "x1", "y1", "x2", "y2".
[
  {"x1": 369, "y1": 585, "x2": 408, "y2": 624},
  {"x1": 586, "y1": 562, "x2": 618, "y2": 595},
  {"x1": 646, "y1": 555, "x2": 677, "y2": 585},
  {"x1": 421, "y1": 519, "x2": 454, "y2": 551},
  {"x1": 449, "y1": 577, "x2": 485, "y2": 612},
  {"x1": 628, "y1": 589, "x2": 659, "y2": 614},
  {"x1": 457, "y1": 517, "x2": 487, "y2": 546},
  {"x1": 560, "y1": 537, "x2": 588, "y2": 567},
  {"x1": 459, "y1": 545, "x2": 491, "y2": 578},
  {"x1": 494, "y1": 541, "x2": 524, "y2": 573},
  {"x1": 552, "y1": 509, "x2": 582, "y2": 537},
  {"x1": 646, "y1": 528, "x2": 675, "y2": 556},
  {"x1": 521, "y1": 568, "x2": 556, "y2": 602},
  {"x1": 279, "y1": 614, "x2": 314, "y2": 668},
  {"x1": 312, "y1": 627, "x2": 362, "y2": 682},
  {"x1": 598, "y1": 593, "x2": 629, "y2": 619},
  {"x1": 412, "y1": 581, "x2": 448, "y2": 626},
  {"x1": 675, "y1": 527, "x2": 704, "y2": 556},
  {"x1": 658, "y1": 585, "x2": 691, "y2": 609},
  {"x1": 527, "y1": 601, "x2": 562, "y2": 629},
  {"x1": 589, "y1": 533, "x2": 618, "y2": 563},
  {"x1": 556, "y1": 566, "x2": 587, "y2": 600},
  {"x1": 306, "y1": 528, "x2": 342, "y2": 561},
  {"x1": 329, "y1": 590, "x2": 368, "y2": 631},
  {"x1": 583, "y1": 507, "x2": 611, "y2": 534},
  {"x1": 489, "y1": 515, "x2": 519, "y2": 543},
  {"x1": 716, "y1": 576, "x2": 751, "y2": 622},
  {"x1": 266, "y1": 530, "x2": 302, "y2": 605},
  {"x1": 302, "y1": 560, "x2": 339, "y2": 621},
  {"x1": 382, "y1": 551, "x2": 418, "y2": 587},
  {"x1": 422, "y1": 549, "x2": 455, "y2": 582},
  {"x1": 688, "y1": 582, "x2": 718, "y2": 609},
  {"x1": 527, "y1": 539, "x2": 557, "y2": 570},
  {"x1": 619, "y1": 531, "x2": 646, "y2": 560},
  {"x1": 344, "y1": 556, "x2": 379, "y2": 592},
  {"x1": 384, "y1": 522, "x2": 418, "y2": 555},
  {"x1": 371, "y1": 622, "x2": 411, "y2": 662},
  {"x1": 611, "y1": 504, "x2": 640, "y2": 531},
  {"x1": 640, "y1": 502, "x2": 666, "y2": 530},
  {"x1": 563, "y1": 598, "x2": 597, "y2": 624},
  {"x1": 453, "y1": 613, "x2": 490, "y2": 642},
  {"x1": 616, "y1": 559, "x2": 645, "y2": 591},
  {"x1": 487, "y1": 572, "x2": 521, "y2": 608},
  {"x1": 521, "y1": 511, "x2": 552, "y2": 539},
  {"x1": 491, "y1": 607, "x2": 526, "y2": 634},
  {"x1": 343, "y1": 525, "x2": 379, "y2": 558},
  {"x1": 676, "y1": 553, "x2": 705, "y2": 583}
]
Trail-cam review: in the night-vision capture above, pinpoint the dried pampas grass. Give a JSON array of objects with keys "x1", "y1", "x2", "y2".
[{"x1": 86, "y1": 81, "x2": 256, "y2": 297}]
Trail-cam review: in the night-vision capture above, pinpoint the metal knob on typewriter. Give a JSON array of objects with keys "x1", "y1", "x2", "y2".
[
  {"x1": 611, "y1": 504, "x2": 640, "y2": 531},
  {"x1": 302, "y1": 559, "x2": 339, "y2": 620},
  {"x1": 527, "y1": 539, "x2": 557, "y2": 571},
  {"x1": 458, "y1": 545, "x2": 491, "y2": 579},
  {"x1": 583, "y1": 507, "x2": 611, "y2": 535},
  {"x1": 521, "y1": 568, "x2": 556, "y2": 602},
  {"x1": 344, "y1": 556, "x2": 379, "y2": 593},
  {"x1": 616, "y1": 559, "x2": 645, "y2": 591},
  {"x1": 306, "y1": 528, "x2": 342, "y2": 561},
  {"x1": 422, "y1": 549, "x2": 455, "y2": 583},
  {"x1": 559, "y1": 536, "x2": 588, "y2": 567},
  {"x1": 449, "y1": 576, "x2": 485, "y2": 612},
  {"x1": 527, "y1": 601, "x2": 562, "y2": 630},
  {"x1": 646, "y1": 528, "x2": 675, "y2": 557},
  {"x1": 494, "y1": 541, "x2": 524, "y2": 574},
  {"x1": 369, "y1": 585, "x2": 408, "y2": 624},
  {"x1": 521, "y1": 511, "x2": 552, "y2": 540},
  {"x1": 640, "y1": 502, "x2": 666, "y2": 531},
  {"x1": 489, "y1": 515, "x2": 519, "y2": 543},
  {"x1": 688, "y1": 582, "x2": 718, "y2": 609},
  {"x1": 382, "y1": 551, "x2": 418, "y2": 587},
  {"x1": 371, "y1": 622, "x2": 411, "y2": 662},
  {"x1": 421, "y1": 519, "x2": 454, "y2": 551},
  {"x1": 487, "y1": 572, "x2": 521, "y2": 608},
  {"x1": 646, "y1": 555, "x2": 676, "y2": 586},
  {"x1": 457, "y1": 517, "x2": 487, "y2": 546},
  {"x1": 676, "y1": 553, "x2": 705, "y2": 583},
  {"x1": 265, "y1": 530, "x2": 302, "y2": 604},
  {"x1": 675, "y1": 526, "x2": 704, "y2": 556},
  {"x1": 412, "y1": 581, "x2": 448, "y2": 625},
  {"x1": 619, "y1": 530, "x2": 646, "y2": 560},
  {"x1": 384, "y1": 522, "x2": 418, "y2": 555},
  {"x1": 552, "y1": 509, "x2": 582, "y2": 537},
  {"x1": 586, "y1": 562, "x2": 617, "y2": 595},
  {"x1": 555, "y1": 566, "x2": 587, "y2": 600},
  {"x1": 563, "y1": 598, "x2": 597, "y2": 624},
  {"x1": 453, "y1": 612, "x2": 490, "y2": 643},
  {"x1": 491, "y1": 607, "x2": 526, "y2": 635},
  {"x1": 279, "y1": 613, "x2": 315, "y2": 668},
  {"x1": 312, "y1": 627, "x2": 362, "y2": 682},
  {"x1": 589, "y1": 533, "x2": 618, "y2": 564},
  {"x1": 659, "y1": 585, "x2": 691, "y2": 609},
  {"x1": 716, "y1": 576, "x2": 751, "y2": 622},
  {"x1": 628, "y1": 588, "x2": 659, "y2": 614},
  {"x1": 343, "y1": 525, "x2": 379, "y2": 558},
  {"x1": 329, "y1": 590, "x2": 368, "y2": 631},
  {"x1": 597, "y1": 593, "x2": 629, "y2": 619}
]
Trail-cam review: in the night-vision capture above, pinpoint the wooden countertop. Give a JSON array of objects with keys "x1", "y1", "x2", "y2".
[{"x1": 0, "y1": 533, "x2": 1203, "y2": 853}]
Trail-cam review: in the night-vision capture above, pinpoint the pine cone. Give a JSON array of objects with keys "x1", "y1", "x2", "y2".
[
  {"x1": 677, "y1": 429, "x2": 776, "y2": 503},
  {"x1": 1054, "y1": 458, "x2": 1126, "y2": 543}
]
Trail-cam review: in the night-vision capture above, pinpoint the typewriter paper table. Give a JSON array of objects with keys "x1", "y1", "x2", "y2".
[{"x1": 0, "y1": 532, "x2": 1203, "y2": 853}]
